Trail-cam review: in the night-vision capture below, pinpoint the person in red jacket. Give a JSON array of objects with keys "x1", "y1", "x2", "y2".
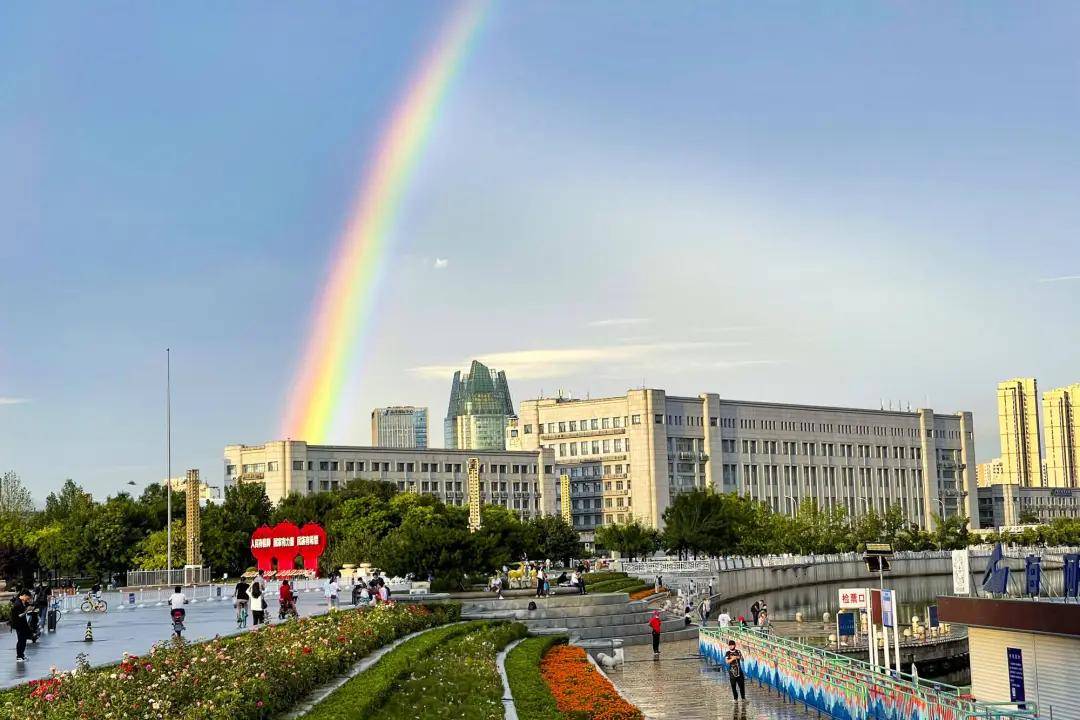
[
  {"x1": 278, "y1": 580, "x2": 296, "y2": 619},
  {"x1": 648, "y1": 610, "x2": 662, "y2": 658}
]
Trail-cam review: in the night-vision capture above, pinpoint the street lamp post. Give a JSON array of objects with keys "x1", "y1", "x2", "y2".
[
  {"x1": 166, "y1": 348, "x2": 172, "y2": 576},
  {"x1": 785, "y1": 495, "x2": 799, "y2": 517}
]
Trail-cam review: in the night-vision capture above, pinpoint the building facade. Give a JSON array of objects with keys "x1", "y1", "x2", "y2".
[
  {"x1": 977, "y1": 483, "x2": 1080, "y2": 528},
  {"x1": 370, "y1": 406, "x2": 428, "y2": 449},
  {"x1": 444, "y1": 360, "x2": 514, "y2": 450},
  {"x1": 976, "y1": 458, "x2": 1005, "y2": 488},
  {"x1": 1042, "y1": 384, "x2": 1080, "y2": 488},
  {"x1": 510, "y1": 389, "x2": 978, "y2": 533},
  {"x1": 162, "y1": 475, "x2": 221, "y2": 503},
  {"x1": 223, "y1": 440, "x2": 557, "y2": 518},
  {"x1": 997, "y1": 378, "x2": 1043, "y2": 487}
]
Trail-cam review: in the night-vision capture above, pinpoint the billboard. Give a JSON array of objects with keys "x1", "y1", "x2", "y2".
[{"x1": 250, "y1": 521, "x2": 327, "y2": 574}]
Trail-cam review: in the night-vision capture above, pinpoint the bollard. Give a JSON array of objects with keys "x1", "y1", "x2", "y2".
[{"x1": 84, "y1": 621, "x2": 94, "y2": 642}]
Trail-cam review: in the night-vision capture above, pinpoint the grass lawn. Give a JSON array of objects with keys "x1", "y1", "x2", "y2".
[{"x1": 505, "y1": 634, "x2": 565, "y2": 720}]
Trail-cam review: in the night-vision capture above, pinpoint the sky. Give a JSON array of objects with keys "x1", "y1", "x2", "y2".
[{"x1": 3, "y1": 2, "x2": 1080, "y2": 502}]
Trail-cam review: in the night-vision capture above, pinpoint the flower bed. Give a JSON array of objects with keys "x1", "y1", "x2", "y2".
[
  {"x1": 505, "y1": 635, "x2": 565, "y2": 720},
  {"x1": 540, "y1": 644, "x2": 642, "y2": 720},
  {"x1": 0, "y1": 602, "x2": 460, "y2": 720},
  {"x1": 628, "y1": 586, "x2": 666, "y2": 601}
]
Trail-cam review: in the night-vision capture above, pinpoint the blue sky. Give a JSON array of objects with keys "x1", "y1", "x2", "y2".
[{"x1": 3, "y1": 2, "x2": 1080, "y2": 501}]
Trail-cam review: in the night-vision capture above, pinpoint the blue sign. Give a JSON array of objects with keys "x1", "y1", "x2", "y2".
[
  {"x1": 128, "y1": 592, "x2": 135, "y2": 606},
  {"x1": 1025, "y1": 555, "x2": 1041, "y2": 596},
  {"x1": 881, "y1": 589, "x2": 895, "y2": 628},
  {"x1": 1007, "y1": 647, "x2": 1025, "y2": 703},
  {"x1": 1064, "y1": 554, "x2": 1079, "y2": 599},
  {"x1": 837, "y1": 612, "x2": 856, "y2": 636},
  {"x1": 928, "y1": 605, "x2": 939, "y2": 628}
]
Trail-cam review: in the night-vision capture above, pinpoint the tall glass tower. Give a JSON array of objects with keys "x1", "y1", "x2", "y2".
[{"x1": 444, "y1": 360, "x2": 514, "y2": 450}]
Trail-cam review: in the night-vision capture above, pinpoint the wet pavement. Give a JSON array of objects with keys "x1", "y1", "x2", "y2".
[
  {"x1": 2, "y1": 591, "x2": 337, "y2": 689},
  {"x1": 605, "y1": 638, "x2": 812, "y2": 720}
]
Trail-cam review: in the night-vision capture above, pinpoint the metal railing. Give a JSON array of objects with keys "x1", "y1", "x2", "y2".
[
  {"x1": 126, "y1": 567, "x2": 213, "y2": 587},
  {"x1": 52, "y1": 578, "x2": 330, "y2": 614},
  {"x1": 701, "y1": 626, "x2": 1037, "y2": 720}
]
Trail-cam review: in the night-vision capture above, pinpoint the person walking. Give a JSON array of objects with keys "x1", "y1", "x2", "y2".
[
  {"x1": 718, "y1": 608, "x2": 731, "y2": 627},
  {"x1": 698, "y1": 597, "x2": 709, "y2": 625},
  {"x1": 11, "y1": 589, "x2": 32, "y2": 663},
  {"x1": 325, "y1": 576, "x2": 340, "y2": 610},
  {"x1": 648, "y1": 610, "x2": 663, "y2": 658},
  {"x1": 234, "y1": 577, "x2": 250, "y2": 628},
  {"x1": 725, "y1": 640, "x2": 746, "y2": 700},
  {"x1": 578, "y1": 572, "x2": 587, "y2": 595},
  {"x1": 250, "y1": 582, "x2": 266, "y2": 626}
]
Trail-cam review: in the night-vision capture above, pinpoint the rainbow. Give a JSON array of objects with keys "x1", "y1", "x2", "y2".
[{"x1": 281, "y1": 0, "x2": 490, "y2": 441}]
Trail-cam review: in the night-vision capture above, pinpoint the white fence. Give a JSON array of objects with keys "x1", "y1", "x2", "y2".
[{"x1": 126, "y1": 567, "x2": 213, "y2": 587}]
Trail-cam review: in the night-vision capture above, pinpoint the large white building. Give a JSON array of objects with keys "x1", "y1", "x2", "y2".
[
  {"x1": 508, "y1": 389, "x2": 978, "y2": 533},
  {"x1": 223, "y1": 440, "x2": 557, "y2": 518}
]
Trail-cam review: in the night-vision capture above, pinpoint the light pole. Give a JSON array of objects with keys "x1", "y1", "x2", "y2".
[
  {"x1": 166, "y1": 348, "x2": 172, "y2": 576},
  {"x1": 785, "y1": 495, "x2": 799, "y2": 517}
]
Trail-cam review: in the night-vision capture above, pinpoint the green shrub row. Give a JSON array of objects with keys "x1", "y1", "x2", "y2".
[
  {"x1": 505, "y1": 635, "x2": 566, "y2": 720},
  {"x1": 581, "y1": 571, "x2": 627, "y2": 583},
  {"x1": 587, "y1": 577, "x2": 646, "y2": 594},
  {"x1": 303, "y1": 620, "x2": 486, "y2": 720},
  {"x1": 376, "y1": 621, "x2": 528, "y2": 720}
]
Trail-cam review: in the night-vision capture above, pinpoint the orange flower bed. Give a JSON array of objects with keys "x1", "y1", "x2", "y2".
[
  {"x1": 629, "y1": 586, "x2": 666, "y2": 601},
  {"x1": 540, "y1": 644, "x2": 643, "y2": 720}
]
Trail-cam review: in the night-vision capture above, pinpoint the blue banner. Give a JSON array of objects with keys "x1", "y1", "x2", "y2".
[
  {"x1": 928, "y1": 605, "x2": 939, "y2": 628},
  {"x1": 1064, "y1": 553, "x2": 1079, "y2": 599},
  {"x1": 1007, "y1": 647, "x2": 1025, "y2": 703},
  {"x1": 837, "y1": 612, "x2": 856, "y2": 636}
]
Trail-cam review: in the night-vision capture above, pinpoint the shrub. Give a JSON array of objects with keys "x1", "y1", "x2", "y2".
[
  {"x1": 505, "y1": 635, "x2": 565, "y2": 720},
  {"x1": 581, "y1": 571, "x2": 627, "y2": 584},
  {"x1": 304, "y1": 620, "x2": 484, "y2": 720},
  {"x1": 586, "y1": 577, "x2": 647, "y2": 594},
  {"x1": 541, "y1": 644, "x2": 642, "y2": 720},
  {"x1": 376, "y1": 621, "x2": 527, "y2": 719},
  {"x1": 0, "y1": 602, "x2": 459, "y2": 719}
]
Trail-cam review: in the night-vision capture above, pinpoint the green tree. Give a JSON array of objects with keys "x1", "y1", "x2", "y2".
[
  {"x1": 472, "y1": 505, "x2": 528, "y2": 571},
  {"x1": 131, "y1": 521, "x2": 186, "y2": 570},
  {"x1": 201, "y1": 483, "x2": 272, "y2": 577},
  {"x1": 932, "y1": 513, "x2": 971, "y2": 550},
  {"x1": 1017, "y1": 509, "x2": 1040, "y2": 525},
  {"x1": 136, "y1": 483, "x2": 185, "y2": 532},
  {"x1": 0, "y1": 471, "x2": 35, "y2": 516},
  {"x1": 271, "y1": 491, "x2": 340, "y2": 526},
  {"x1": 373, "y1": 498, "x2": 474, "y2": 584},
  {"x1": 524, "y1": 515, "x2": 581, "y2": 565}
]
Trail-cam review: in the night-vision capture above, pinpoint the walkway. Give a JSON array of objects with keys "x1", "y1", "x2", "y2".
[{"x1": 605, "y1": 638, "x2": 808, "y2": 720}]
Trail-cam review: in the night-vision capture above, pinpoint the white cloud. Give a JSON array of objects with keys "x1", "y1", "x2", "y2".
[
  {"x1": 1037, "y1": 274, "x2": 1080, "y2": 283},
  {"x1": 587, "y1": 318, "x2": 650, "y2": 327},
  {"x1": 0, "y1": 397, "x2": 29, "y2": 406},
  {"x1": 433, "y1": 258, "x2": 450, "y2": 270},
  {"x1": 409, "y1": 341, "x2": 746, "y2": 380}
]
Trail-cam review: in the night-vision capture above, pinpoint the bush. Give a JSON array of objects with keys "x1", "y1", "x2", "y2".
[
  {"x1": 304, "y1": 620, "x2": 485, "y2": 720},
  {"x1": 506, "y1": 635, "x2": 565, "y2": 720},
  {"x1": 586, "y1": 577, "x2": 646, "y2": 594},
  {"x1": 581, "y1": 571, "x2": 627, "y2": 583},
  {"x1": 0, "y1": 602, "x2": 460, "y2": 719},
  {"x1": 376, "y1": 621, "x2": 528, "y2": 719}
]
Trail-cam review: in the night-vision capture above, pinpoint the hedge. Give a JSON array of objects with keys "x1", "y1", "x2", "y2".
[
  {"x1": 505, "y1": 635, "x2": 566, "y2": 720},
  {"x1": 303, "y1": 620, "x2": 486, "y2": 720},
  {"x1": 376, "y1": 621, "x2": 528, "y2": 719},
  {"x1": 581, "y1": 571, "x2": 627, "y2": 584},
  {"x1": 586, "y1": 577, "x2": 647, "y2": 594}
]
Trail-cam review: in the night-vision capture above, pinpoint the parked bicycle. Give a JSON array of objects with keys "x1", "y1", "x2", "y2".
[
  {"x1": 80, "y1": 593, "x2": 108, "y2": 613},
  {"x1": 47, "y1": 598, "x2": 62, "y2": 631}
]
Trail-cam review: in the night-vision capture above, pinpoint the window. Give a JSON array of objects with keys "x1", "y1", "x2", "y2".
[
  {"x1": 357, "y1": 461, "x2": 366, "y2": 472},
  {"x1": 558, "y1": 422, "x2": 567, "y2": 433},
  {"x1": 591, "y1": 419, "x2": 599, "y2": 430},
  {"x1": 524, "y1": 424, "x2": 532, "y2": 434},
  {"x1": 267, "y1": 462, "x2": 279, "y2": 472},
  {"x1": 613, "y1": 417, "x2": 622, "y2": 428},
  {"x1": 319, "y1": 461, "x2": 329, "y2": 471},
  {"x1": 292, "y1": 460, "x2": 303, "y2": 471},
  {"x1": 330, "y1": 461, "x2": 339, "y2": 471},
  {"x1": 406, "y1": 462, "x2": 414, "y2": 472},
  {"x1": 592, "y1": 441, "x2": 600, "y2": 454},
  {"x1": 602, "y1": 440, "x2": 611, "y2": 453},
  {"x1": 614, "y1": 439, "x2": 623, "y2": 452},
  {"x1": 346, "y1": 461, "x2": 355, "y2": 471},
  {"x1": 602, "y1": 417, "x2": 611, "y2": 429},
  {"x1": 655, "y1": 414, "x2": 664, "y2": 424},
  {"x1": 569, "y1": 421, "x2": 577, "y2": 431},
  {"x1": 632, "y1": 415, "x2": 641, "y2": 425}
]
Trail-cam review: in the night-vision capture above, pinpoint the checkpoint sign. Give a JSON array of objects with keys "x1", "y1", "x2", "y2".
[{"x1": 838, "y1": 587, "x2": 870, "y2": 610}]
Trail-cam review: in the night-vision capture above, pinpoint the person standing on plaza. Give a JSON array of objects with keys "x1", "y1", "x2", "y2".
[
  {"x1": 689, "y1": 578, "x2": 695, "y2": 596},
  {"x1": 699, "y1": 597, "x2": 709, "y2": 625},
  {"x1": 569, "y1": 570, "x2": 579, "y2": 594},
  {"x1": 325, "y1": 576, "x2": 340, "y2": 610},
  {"x1": 648, "y1": 610, "x2": 663, "y2": 658},
  {"x1": 725, "y1": 640, "x2": 746, "y2": 700},
  {"x1": 718, "y1": 608, "x2": 731, "y2": 628},
  {"x1": 535, "y1": 567, "x2": 545, "y2": 598},
  {"x1": 749, "y1": 600, "x2": 760, "y2": 626},
  {"x1": 11, "y1": 589, "x2": 32, "y2": 663},
  {"x1": 250, "y1": 582, "x2": 266, "y2": 625}
]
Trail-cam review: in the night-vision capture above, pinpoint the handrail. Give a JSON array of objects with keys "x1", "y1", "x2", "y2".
[{"x1": 700, "y1": 626, "x2": 1038, "y2": 720}]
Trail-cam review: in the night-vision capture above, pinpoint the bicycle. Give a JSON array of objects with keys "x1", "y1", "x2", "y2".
[
  {"x1": 47, "y1": 599, "x2": 62, "y2": 631},
  {"x1": 80, "y1": 594, "x2": 108, "y2": 613}
]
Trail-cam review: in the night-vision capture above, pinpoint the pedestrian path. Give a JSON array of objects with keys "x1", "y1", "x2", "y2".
[{"x1": 604, "y1": 638, "x2": 809, "y2": 720}]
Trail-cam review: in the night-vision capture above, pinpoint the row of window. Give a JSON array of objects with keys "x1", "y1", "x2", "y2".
[
  {"x1": 553, "y1": 438, "x2": 629, "y2": 457},
  {"x1": 727, "y1": 440, "x2": 927, "y2": 461},
  {"x1": 571, "y1": 513, "x2": 630, "y2": 527},
  {"x1": 253, "y1": 460, "x2": 545, "y2": 474}
]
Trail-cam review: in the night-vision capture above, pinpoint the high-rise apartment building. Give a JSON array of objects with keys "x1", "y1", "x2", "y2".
[
  {"x1": 1043, "y1": 384, "x2": 1080, "y2": 488},
  {"x1": 509, "y1": 389, "x2": 978, "y2": 535},
  {"x1": 445, "y1": 360, "x2": 514, "y2": 451},
  {"x1": 997, "y1": 378, "x2": 1043, "y2": 487},
  {"x1": 976, "y1": 458, "x2": 1005, "y2": 488},
  {"x1": 371, "y1": 406, "x2": 428, "y2": 449}
]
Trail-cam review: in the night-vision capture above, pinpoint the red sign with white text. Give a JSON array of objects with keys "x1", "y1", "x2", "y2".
[{"x1": 250, "y1": 521, "x2": 327, "y2": 574}]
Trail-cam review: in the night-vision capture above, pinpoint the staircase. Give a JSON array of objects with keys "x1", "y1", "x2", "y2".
[{"x1": 461, "y1": 591, "x2": 699, "y2": 646}]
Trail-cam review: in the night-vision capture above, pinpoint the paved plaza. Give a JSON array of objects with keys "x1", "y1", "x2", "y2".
[
  {"x1": 607, "y1": 639, "x2": 810, "y2": 720},
  {"x1": 2, "y1": 592, "x2": 336, "y2": 689}
]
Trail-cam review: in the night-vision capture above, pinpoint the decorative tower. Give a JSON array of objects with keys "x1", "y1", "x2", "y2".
[{"x1": 185, "y1": 469, "x2": 202, "y2": 566}]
